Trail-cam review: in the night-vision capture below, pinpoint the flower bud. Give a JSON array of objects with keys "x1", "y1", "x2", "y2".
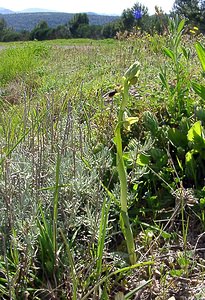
[{"x1": 124, "y1": 61, "x2": 140, "y2": 82}]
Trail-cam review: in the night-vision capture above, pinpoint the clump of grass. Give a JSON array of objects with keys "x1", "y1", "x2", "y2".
[{"x1": 0, "y1": 42, "x2": 49, "y2": 84}]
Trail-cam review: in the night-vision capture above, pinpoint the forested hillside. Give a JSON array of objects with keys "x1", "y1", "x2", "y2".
[{"x1": 1, "y1": 12, "x2": 119, "y2": 31}]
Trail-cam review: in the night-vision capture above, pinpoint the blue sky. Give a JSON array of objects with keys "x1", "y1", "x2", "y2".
[{"x1": 2, "y1": 0, "x2": 175, "y2": 15}]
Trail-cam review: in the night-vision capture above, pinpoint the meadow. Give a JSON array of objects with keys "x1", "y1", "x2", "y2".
[{"x1": 0, "y1": 18, "x2": 205, "y2": 299}]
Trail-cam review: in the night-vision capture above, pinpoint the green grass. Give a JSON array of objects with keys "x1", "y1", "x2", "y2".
[{"x1": 0, "y1": 25, "x2": 205, "y2": 299}]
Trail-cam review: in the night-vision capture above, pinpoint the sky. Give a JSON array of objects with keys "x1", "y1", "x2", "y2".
[{"x1": 1, "y1": 0, "x2": 175, "y2": 15}]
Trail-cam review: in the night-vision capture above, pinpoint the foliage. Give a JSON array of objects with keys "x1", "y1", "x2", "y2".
[
  {"x1": 101, "y1": 20, "x2": 121, "y2": 38},
  {"x1": 0, "y1": 16, "x2": 205, "y2": 298},
  {"x1": 0, "y1": 18, "x2": 21, "y2": 42},
  {"x1": 69, "y1": 13, "x2": 89, "y2": 38},
  {"x1": 172, "y1": 0, "x2": 205, "y2": 31},
  {"x1": 30, "y1": 20, "x2": 52, "y2": 40},
  {"x1": 51, "y1": 24, "x2": 72, "y2": 39},
  {"x1": 121, "y1": 2, "x2": 149, "y2": 32},
  {"x1": 3, "y1": 12, "x2": 119, "y2": 32}
]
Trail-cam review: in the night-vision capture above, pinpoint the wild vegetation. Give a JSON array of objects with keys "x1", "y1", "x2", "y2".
[{"x1": 1, "y1": 6, "x2": 205, "y2": 300}]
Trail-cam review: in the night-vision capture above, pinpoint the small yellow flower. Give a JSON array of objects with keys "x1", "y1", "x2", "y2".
[
  {"x1": 189, "y1": 29, "x2": 196, "y2": 34},
  {"x1": 193, "y1": 26, "x2": 199, "y2": 31}
]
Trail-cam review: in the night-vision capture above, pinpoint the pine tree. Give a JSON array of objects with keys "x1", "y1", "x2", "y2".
[
  {"x1": 172, "y1": 0, "x2": 201, "y2": 21},
  {"x1": 172, "y1": 0, "x2": 205, "y2": 29}
]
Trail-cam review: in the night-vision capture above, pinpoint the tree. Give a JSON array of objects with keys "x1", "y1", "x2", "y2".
[
  {"x1": 0, "y1": 18, "x2": 21, "y2": 42},
  {"x1": 52, "y1": 25, "x2": 71, "y2": 39},
  {"x1": 69, "y1": 13, "x2": 89, "y2": 37},
  {"x1": 30, "y1": 20, "x2": 52, "y2": 40},
  {"x1": 121, "y1": 9, "x2": 135, "y2": 31},
  {"x1": 0, "y1": 18, "x2": 7, "y2": 32},
  {"x1": 88, "y1": 25, "x2": 102, "y2": 39},
  {"x1": 101, "y1": 21, "x2": 121, "y2": 38},
  {"x1": 172, "y1": 0, "x2": 202, "y2": 24},
  {"x1": 172, "y1": 0, "x2": 205, "y2": 30},
  {"x1": 1, "y1": 30, "x2": 21, "y2": 42},
  {"x1": 121, "y1": 2, "x2": 149, "y2": 31},
  {"x1": 0, "y1": 18, "x2": 7, "y2": 41}
]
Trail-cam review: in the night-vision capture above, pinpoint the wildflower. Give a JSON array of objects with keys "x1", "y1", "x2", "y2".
[
  {"x1": 124, "y1": 61, "x2": 140, "y2": 82},
  {"x1": 193, "y1": 26, "x2": 199, "y2": 31},
  {"x1": 189, "y1": 29, "x2": 196, "y2": 34},
  {"x1": 133, "y1": 9, "x2": 142, "y2": 20}
]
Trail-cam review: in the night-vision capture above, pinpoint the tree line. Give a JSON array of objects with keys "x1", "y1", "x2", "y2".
[{"x1": 0, "y1": 0, "x2": 205, "y2": 42}]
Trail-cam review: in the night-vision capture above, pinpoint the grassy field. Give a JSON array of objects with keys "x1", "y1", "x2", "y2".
[{"x1": 1, "y1": 19, "x2": 205, "y2": 299}]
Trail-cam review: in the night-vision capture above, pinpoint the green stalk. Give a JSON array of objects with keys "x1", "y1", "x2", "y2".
[
  {"x1": 114, "y1": 62, "x2": 140, "y2": 265},
  {"x1": 53, "y1": 153, "x2": 61, "y2": 266},
  {"x1": 60, "y1": 229, "x2": 78, "y2": 300},
  {"x1": 96, "y1": 197, "x2": 111, "y2": 277}
]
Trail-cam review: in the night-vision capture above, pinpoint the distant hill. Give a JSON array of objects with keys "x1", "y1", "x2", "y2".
[
  {"x1": 0, "y1": 7, "x2": 14, "y2": 14},
  {"x1": 0, "y1": 11, "x2": 119, "y2": 32}
]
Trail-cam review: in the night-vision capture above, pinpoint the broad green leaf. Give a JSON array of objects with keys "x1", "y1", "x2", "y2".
[
  {"x1": 185, "y1": 150, "x2": 197, "y2": 181},
  {"x1": 177, "y1": 19, "x2": 185, "y2": 33},
  {"x1": 185, "y1": 150, "x2": 193, "y2": 163},
  {"x1": 149, "y1": 148, "x2": 168, "y2": 168},
  {"x1": 163, "y1": 47, "x2": 175, "y2": 60},
  {"x1": 187, "y1": 121, "x2": 202, "y2": 142},
  {"x1": 168, "y1": 127, "x2": 187, "y2": 148},
  {"x1": 187, "y1": 121, "x2": 205, "y2": 152},
  {"x1": 136, "y1": 153, "x2": 150, "y2": 166},
  {"x1": 195, "y1": 42, "x2": 205, "y2": 72},
  {"x1": 192, "y1": 81, "x2": 205, "y2": 100}
]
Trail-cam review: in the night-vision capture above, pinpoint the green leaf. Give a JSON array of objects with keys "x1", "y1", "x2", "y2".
[
  {"x1": 187, "y1": 121, "x2": 205, "y2": 152},
  {"x1": 196, "y1": 108, "x2": 205, "y2": 122},
  {"x1": 136, "y1": 153, "x2": 150, "y2": 166},
  {"x1": 177, "y1": 19, "x2": 185, "y2": 33},
  {"x1": 170, "y1": 269, "x2": 184, "y2": 276},
  {"x1": 195, "y1": 42, "x2": 205, "y2": 72},
  {"x1": 143, "y1": 111, "x2": 159, "y2": 136},
  {"x1": 149, "y1": 148, "x2": 168, "y2": 168},
  {"x1": 163, "y1": 47, "x2": 175, "y2": 60},
  {"x1": 181, "y1": 46, "x2": 189, "y2": 60},
  {"x1": 159, "y1": 72, "x2": 167, "y2": 88},
  {"x1": 192, "y1": 81, "x2": 205, "y2": 100},
  {"x1": 188, "y1": 121, "x2": 202, "y2": 140},
  {"x1": 185, "y1": 150, "x2": 197, "y2": 181},
  {"x1": 168, "y1": 127, "x2": 187, "y2": 148},
  {"x1": 176, "y1": 156, "x2": 183, "y2": 172},
  {"x1": 120, "y1": 210, "x2": 136, "y2": 265},
  {"x1": 96, "y1": 197, "x2": 111, "y2": 277}
]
